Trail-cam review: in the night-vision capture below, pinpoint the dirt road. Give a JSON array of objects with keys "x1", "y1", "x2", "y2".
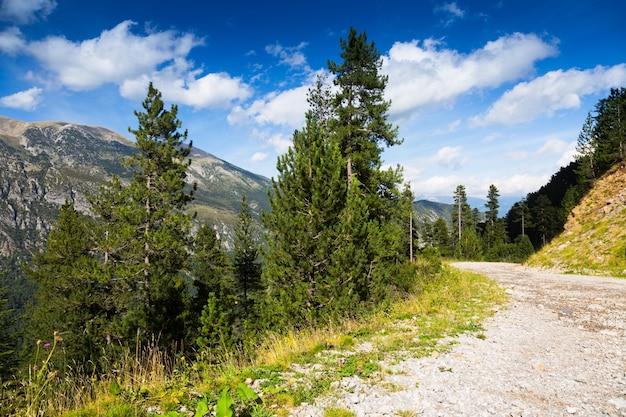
[
  {"x1": 448, "y1": 262, "x2": 626, "y2": 416},
  {"x1": 294, "y1": 262, "x2": 626, "y2": 416}
]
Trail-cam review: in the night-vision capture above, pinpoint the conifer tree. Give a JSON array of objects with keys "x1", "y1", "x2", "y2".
[
  {"x1": 26, "y1": 202, "x2": 107, "y2": 367},
  {"x1": 0, "y1": 280, "x2": 17, "y2": 377},
  {"x1": 594, "y1": 87, "x2": 626, "y2": 172},
  {"x1": 327, "y1": 27, "x2": 402, "y2": 190},
  {"x1": 262, "y1": 110, "x2": 347, "y2": 328},
  {"x1": 484, "y1": 185, "x2": 505, "y2": 251},
  {"x1": 576, "y1": 112, "x2": 598, "y2": 183},
  {"x1": 327, "y1": 27, "x2": 413, "y2": 298},
  {"x1": 188, "y1": 224, "x2": 231, "y2": 344},
  {"x1": 233, "y1": 196, "x2": 262, "y2": 324},
  {"x1": 432, "y1": 218, "x2": 452, "y2": 256},
  {"x1": 451, "y1": 185, "x2": 472, "y2": 242},
  {"x1": 196, "y1": 292, "x2": 234, "y2": 356},
  {"x1": 90, "y1": 83, "x2": 195, "y2": 350}
]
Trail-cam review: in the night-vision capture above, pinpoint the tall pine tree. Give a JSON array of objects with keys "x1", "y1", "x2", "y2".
[
  {"x1": 233, "y1": 196, "x2": 262, "y2": 326},
  {"x1": 27, "y1": 202, "x2": 107, "y2": 368},
  {"x1": 89, "y1": 83, "x2": 196, "y2": 351},
  {"x1": 261, "y1": 110, "x2": 347, "y2": 328}
]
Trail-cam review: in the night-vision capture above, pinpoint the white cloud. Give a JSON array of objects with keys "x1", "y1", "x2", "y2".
[
  {"x1": 535, "y1": 137, "x2": 569, "y2": 155},
  {"x1": 0, "y1": 86, "x2": 43, "y2": 110},
  {"x1": 413, "y1": 172, "x2": 550, "y2": 198},
  {"x1": 471, "y1": 64, "x2": 626, "y2": 126},
  {"x1": 383, "y1": 33, "x2": 558, "y2": 121},
  {"x1": 497, "y1": 173, "x2": 550, "y2": 195},
  {"x1": 26, "y1": 21, "x2": 202, "y2": 90},
  {"x1": 435, "y1": 2, "x2": 466, "y2": 25},
  {"x1": 266, "y1": 134, "x2": 292, "y2": 154},
  {"x1": 448, "y1": 119, "x2": 461, "y2": 132},
  {"x1": 555, "y1": 143, "x2": 577, "y2": 167},
  {"x1": 430, "y1": 145, "x2": 467, "y2": 169},
  {"x1": 251, "y1": 152, "x2": 268, "y2": 162},
  {"x1": 228, "y1": 84, "x2": 309, "y2": 128},
  {"x1": 0, "y1": 26, "x2": 25, "y2": 54},
  {"x1": 0, "y1": 0, "x2": 56, "y2": 24},
  {"x1": 266, "y1": 42, "x2": 310, "y2": 70},
  {"x1": 120, "y1": 68, "x2": 251, "y2": 109},
  {"x1": 6, "y1": 21, "x2": 250, "y2": 109}
]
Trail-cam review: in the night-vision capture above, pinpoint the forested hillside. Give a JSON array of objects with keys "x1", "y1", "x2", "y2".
[{"x1": 527, "y1": 165, "x2": 626, "y2": 276}]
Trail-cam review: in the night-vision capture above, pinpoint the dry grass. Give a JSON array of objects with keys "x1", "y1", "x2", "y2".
[{"x1": 528, "y1": 165, "x2": 626, "y2": 277}]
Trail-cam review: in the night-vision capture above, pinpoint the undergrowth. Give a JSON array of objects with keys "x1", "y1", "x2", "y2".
[{"x1": 0, "y1": 264, "x2": 504, "y2": 416}]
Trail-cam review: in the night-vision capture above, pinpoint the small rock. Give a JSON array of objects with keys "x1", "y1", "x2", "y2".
[{"x1": 566, "y1": 406, "x2": 577, "y2": 414}]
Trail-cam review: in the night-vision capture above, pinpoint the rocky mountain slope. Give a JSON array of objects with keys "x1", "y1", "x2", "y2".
[
  {"x1": 0, "y1": 115, "x2": 271, "y2": 258},
  {"x1": 527, "y1": 165, "x2": 626, "y2": 276}
]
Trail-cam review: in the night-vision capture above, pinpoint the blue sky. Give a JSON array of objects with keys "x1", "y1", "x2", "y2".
[{"x1": 0, "y1": 0, "x2": 625, "y2": 206}]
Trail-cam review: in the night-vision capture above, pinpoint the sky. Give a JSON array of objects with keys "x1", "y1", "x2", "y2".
[{"x1": 0, "y1": 0, "x2": 625, "y2": 208}]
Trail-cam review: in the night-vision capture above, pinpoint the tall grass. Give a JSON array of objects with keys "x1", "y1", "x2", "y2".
[{"x1": 1, "y1": 263, "x2": 505, "y2": 416}]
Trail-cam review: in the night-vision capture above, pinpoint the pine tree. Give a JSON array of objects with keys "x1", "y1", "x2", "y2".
[
  {"x1": 26, "y1": 202, "x2": 107, "y2": 368},
  {"x1": 432, "y1": 218, "x2": 452, "y2": 256},
  {"x1": 89, "y1": 83, "x2": 195, "y2": 350},
  {"x1": 451, "y1": 185, "x2": 472, "y2": 243},
  {"x1": 327, "y1": 27, "x2": 413, "y2": 300},
  {"x1": 0, "y1": 279, "x2": 17, "y2": 377},
  {"x1": 196, "y1": 292, "x2": 234, "y2": 357},
  {"x1": 327, "y1": 27, "x2": 402, "y2": 190},
  {"x1": 484, "y1": 185, "x2": 505, "y2": 251},
  {"x1": 233, "y1": 196, "x2": 262, "y2": 325},
  {"x1": 188, "y1": 224, "x2": 231, "y2": 345},
  {"x1": 594, "y1": 87, "x2": 626, "y2": 172},
  {"x1": 576, "y1": 112, "x2": 598, "y2": 182},
  {"x1": 261, "y1": 110, "x2": 347, "y2": 328}
]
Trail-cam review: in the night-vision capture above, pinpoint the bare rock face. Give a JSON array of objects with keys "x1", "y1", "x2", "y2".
[{"x1": 0, "y1": 115, "x2": 271, "y2": 260}]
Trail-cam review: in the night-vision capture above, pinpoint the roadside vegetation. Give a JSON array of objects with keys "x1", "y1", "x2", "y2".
[{"x1": 0, "y1": 257, "x2": 505, "y2": 416}]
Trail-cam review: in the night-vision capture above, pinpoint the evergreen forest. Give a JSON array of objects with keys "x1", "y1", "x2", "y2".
[{"x1": 0, "y1": 27, "x2": 624, "y2": 416}]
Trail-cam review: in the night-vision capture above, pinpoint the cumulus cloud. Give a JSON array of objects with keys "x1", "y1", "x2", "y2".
[
  {"x1": 471, "y1": 64, "x2": 626, "y2": 126},
  {"x1": 0, "y1": 0, "x2": 56, "y2": 24},
  {"x1": 266, "y1": 42, "x2": 310, "y2": 70},
  {"x1": 228, "y1": 84, "x2": 309, "y2": 128},
  {"x1": 430, "y1": 145, "x2": 467, "y2": 169},
  {"x1": 251, "y1": 152, "x2": 268, "y2": 162},
  {"x1": 266, "y1": 134, "x2": 292, "y2": 154},
  {"x1": 556, "y1": 147, "x2": 577, "y2": 168},
  {"x1": 382, "y1": 33, "x2": 558, "y2": 121},
  {"x1": 27, "y1": 21, "x2": 201, "y2": 90},
  {"x1": 536, "y1": 137, "x2": 569, "y2": 155},
  {"x1": 0, "y1": 26, "x2": 25, "y2": 54},
  {"x1": 7, "y1": 21, "x2": 251, "y2": 109},
  {"x1": 413, "y1": 172, "x2": 549, "y2": 198},
  {"x1": 0, "y1": 86, "x2": 43, "y2": 110}
]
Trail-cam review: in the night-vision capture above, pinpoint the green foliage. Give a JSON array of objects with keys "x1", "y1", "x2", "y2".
[
  {"x1": 26, "y1": 202, "x2": 107, "y2": 368},
  {"x1": 188, "y1": 224, "x2": 232, "y2": 348},
  {"x1": 432, "y1": 218, "x2": 452, "y2": 256},
  {"x1": 262, "y1": 111, "x2": 350, "y2": 328},
  {"x1": 232, "y1": 196, "x2": 262, "y2": 332},
  {"x1": 451, "y1": 185, "x2": 473, "y2": 245},
  {"x1": 0, "y1": 279, "x2": 17, "y2": 378},
  {"x1": 26, "y1": 83, "x2": 197, "y2": 368},
  {"x1": 262, "y1": 29, "x2": 414, "y2": 330}
]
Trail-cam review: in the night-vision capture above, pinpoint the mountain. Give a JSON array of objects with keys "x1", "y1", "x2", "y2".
[
  {"x1": 0, "y1": 115, "x2": 271, "y2": 259},
  {"x1": 413, "y1": 199, "x2": 453, "y2": 224},
  {"x1": 527, "y1": 165, "x2": 626, "y2": 277}
]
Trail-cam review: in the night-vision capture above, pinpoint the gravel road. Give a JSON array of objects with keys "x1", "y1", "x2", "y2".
[{"x1": 292, "y1": 262, "x2": 626, "y2": 417}]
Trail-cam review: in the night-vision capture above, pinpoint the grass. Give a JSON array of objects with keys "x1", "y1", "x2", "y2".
[
  {"x1": 1, "y1": 264, "x2": 505, "y2": 417},
  {"x1": 528, "y1": 166, "x2": 626, "y2": 277}
]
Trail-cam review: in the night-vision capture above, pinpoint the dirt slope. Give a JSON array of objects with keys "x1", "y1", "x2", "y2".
[{"x1": 528, "y1": 166, "x2": 626, "y2": 276}]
